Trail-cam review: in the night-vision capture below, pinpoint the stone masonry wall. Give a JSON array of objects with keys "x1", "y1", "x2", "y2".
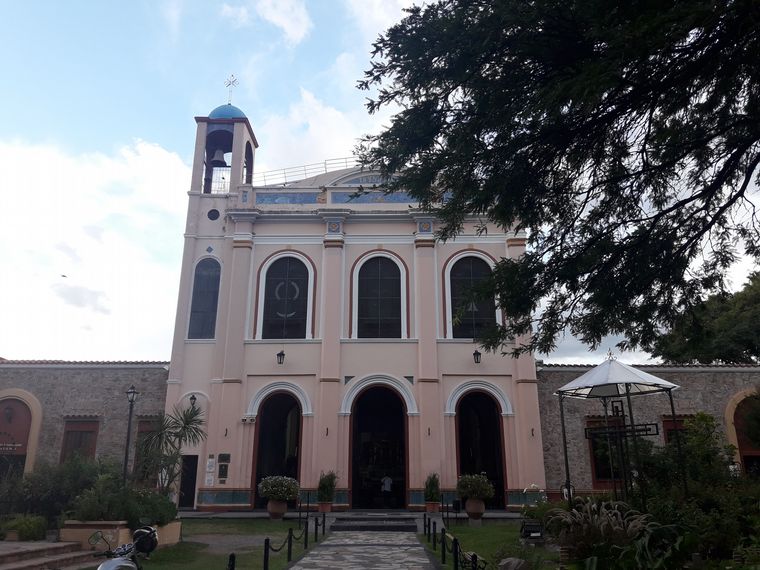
[
  {"x1": 536, "y1": 364, "x2": 760, "y2": 492},
  {"x1": 0, "y1": 362, "x2": 168, "y2": 468}
]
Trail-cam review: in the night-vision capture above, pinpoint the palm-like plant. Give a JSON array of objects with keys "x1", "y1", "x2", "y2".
[{"x1": 137, "y1": 404, "x2": 207, "y2": 495}]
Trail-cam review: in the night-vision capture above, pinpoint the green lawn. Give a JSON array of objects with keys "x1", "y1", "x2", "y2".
[
  {"x1": 420, "y1": 520, "x2": 558, "y2": 569},
  {"x1": 84, "y1": 518, "x2": 317, "y2": 570}
]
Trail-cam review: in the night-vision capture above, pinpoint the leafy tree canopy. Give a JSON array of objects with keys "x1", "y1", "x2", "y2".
[
  {"x1": 653, "y1": 272, "x2": 760, "y2": 363},
  {"x1": 359, "y1": 0, "x2": 760, "y2": 355}
]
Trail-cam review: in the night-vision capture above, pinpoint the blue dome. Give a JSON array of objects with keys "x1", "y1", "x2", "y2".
[{"x1": 208, "y1": 104, "x2": 247, "y2": 119}]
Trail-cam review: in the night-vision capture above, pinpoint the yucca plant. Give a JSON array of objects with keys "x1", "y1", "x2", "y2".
[{"x1": 137, "y1": 404, "x2": 207, "y2": 496}]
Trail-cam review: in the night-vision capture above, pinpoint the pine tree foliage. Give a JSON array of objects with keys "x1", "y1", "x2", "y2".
[{"x1": 358, "y1": 0, "x2": 760, "y2": 354}]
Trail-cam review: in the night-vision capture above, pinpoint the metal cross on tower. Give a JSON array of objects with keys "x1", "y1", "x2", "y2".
[{"x1": 225, "y1": 74, "x2": 238, "y2": 104}]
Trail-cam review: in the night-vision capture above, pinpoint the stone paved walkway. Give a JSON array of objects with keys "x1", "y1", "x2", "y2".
[{"x1": 290, "y1": 531, "x2": 435, "y2": 569}]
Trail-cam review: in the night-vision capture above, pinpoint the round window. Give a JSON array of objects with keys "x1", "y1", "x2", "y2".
[{"x1": 207, "y1": 209, "x2": 220, "y2": 221}]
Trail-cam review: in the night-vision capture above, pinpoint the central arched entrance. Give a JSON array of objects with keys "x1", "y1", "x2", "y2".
[
  {"x1": 351, "y1": 386, "x2": 406, "y2": 509},
  {"x1": 253, "y1": 392, "x2": 302, "y2": 507},
  {"x1": 456, "y1": 391, "x2": 506, "y2": 508}
]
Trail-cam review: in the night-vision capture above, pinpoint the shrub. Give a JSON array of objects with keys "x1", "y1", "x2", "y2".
[
  {"x1": 546, "y1": 497, "x2": 649, "y2": 561},
  {"x1": 522, "y1": 497, "x2": 565, "y2": 523},
  {"x1": 22, "y1": 455, "x2": 106, "y2": 526},
  {"x1": 71, "y1": 475, "x2": 177, "y2": 530},
  {"x1": 456, "y1": 474, "x2": 494, "y2": 500},
  {"x1": 424, "y1": 473, "x2": 441, "y2": 502},
  {"x1": 0, "y1": 471, "x2": 24, "y2": 517},
  {"x1": 613, "y1": 520, "x2": 693, "y2": 570},
  {"x1": 4, "y1": 514, "x2": 47, "y2": 540},
  {"x1": 317, "y1": 471, "x2": 337, "y2": 503},
  {"x1": 258, "y1": 476, "x2": 299, "y2": 502}
]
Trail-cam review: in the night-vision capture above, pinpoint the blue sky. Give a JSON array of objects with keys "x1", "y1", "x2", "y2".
[
  {"x1": 0, "y1": 0, "x2": 675, "y2": 364},
  {"x1": 1, "y1": 1, "x2": 388, "y2": 162}
]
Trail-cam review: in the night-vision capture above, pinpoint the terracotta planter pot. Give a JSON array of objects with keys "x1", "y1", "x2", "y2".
[
  {"x1": 318, "y1": 502, "x2": 332, "y2": 513},
  {"x1": 267, "y1": 499, "x2": 288, "y2": 519},
  {"x1": 4, "y1": 530, "x2": 18, "y2": 541},
  {"x1": 425, "y1": 501, "x2": 440, "y2": 513},
  {"x1": 465, "y1": 498, "x2": 485, "y2": 520}
]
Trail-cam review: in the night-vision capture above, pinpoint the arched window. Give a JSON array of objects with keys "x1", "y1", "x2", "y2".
[
  {"x1": 449, "y1": 256, "x2": 496, "y2": 338},
  {"x1": 357, "y1": 257, "x2": 401, "y2": 338},
  {"x1": 262, "y1": 257, "x2": 309, "y2": 339},
  {"x1": 188, "y1": 258, "x2": 221, "y2": 339}
]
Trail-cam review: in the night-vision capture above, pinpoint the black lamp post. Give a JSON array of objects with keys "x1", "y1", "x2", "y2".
[
  {"x1": 473, "y1": 350, "x2": 482, "y2": 364},
  {"x1": 122, "y1": 385, "x2": 139, "y2": 484},
  {"x1": 277, "y1": 350, "x2": 285, "y2": 365},
  {"x1": 189, "y1": 393, "x2": 197, "y2": 408}
]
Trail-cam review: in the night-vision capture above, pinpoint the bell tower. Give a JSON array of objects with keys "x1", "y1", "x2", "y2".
[{"x1": 190, "y1": 103, "x2": 258, "y2": 197}]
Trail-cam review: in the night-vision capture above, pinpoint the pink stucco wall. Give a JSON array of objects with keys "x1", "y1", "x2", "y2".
[{"x1": 166, "y1": 112, "x2": 546, "y2": 509}]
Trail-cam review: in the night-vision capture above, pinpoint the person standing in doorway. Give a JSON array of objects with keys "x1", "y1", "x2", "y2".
[{"x1": 380, "y1": 474, "x2": 393, "y2": 508}]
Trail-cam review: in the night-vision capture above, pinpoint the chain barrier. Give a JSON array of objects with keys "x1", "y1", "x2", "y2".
[
  {"x1": 261, "y1": 516, "x2": 323, "y2": 570},
  {"x1": 439, "y1": 526, "x2": 487, "y2": 570}
]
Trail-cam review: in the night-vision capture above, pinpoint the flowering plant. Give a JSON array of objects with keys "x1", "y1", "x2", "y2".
[
  {"x1": 456, "y1": 473, "x2": 494, "y2": 500},
  {"x1": 258, "y1": 476, "x2": 299, "y2": 501}
]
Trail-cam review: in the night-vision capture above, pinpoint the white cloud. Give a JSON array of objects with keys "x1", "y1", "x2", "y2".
[
  {"x1": 162, "y1": 0, "x2": 182, "y2": 43},
  {"x1": 255, "y1": 0, "x2": 312, "y2": 45},
  {"x1": 0, "y1": 140, "x2": 189, "y2": 361},
  {"x1": 220, "y1": 3, "x2": 250, "y2": 27},
  {"x1": 253, "y1": 87, "x2": 400, "y2": 172},
  {"x1": 343, "y1": 0, "x2": 419, "y2": 44}
]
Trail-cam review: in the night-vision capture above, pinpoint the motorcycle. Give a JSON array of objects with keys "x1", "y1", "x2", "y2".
[{"x1": 88, "y1": 526, "x2": 158, "y2": 570}]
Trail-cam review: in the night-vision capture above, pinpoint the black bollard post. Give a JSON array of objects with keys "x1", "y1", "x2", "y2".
[
  {"x1": 453, "y1": 537, "x2": 459, "y2": 570},
  {"x1": 227, "y1": 552, "x2": 236, "y2": 570},
  {"x1": 304, "y1": 518, "x2": 309, "y2": 550},
  {"x1": 263, "y1": 538, "x2": 270, "y2": 570},
  {"x1": 287, "y1": 528, "x2": 293, "y2": 562},
  {"x1": 423, "y1": 513, "x2": 427, "y2": 535},
  {"x1": 472, "y1": 553, "x2": 478, "y2": 570},
  {"x1": 314, "y1": 516, "x2": 319, "y2": 543},
  {"x1": 441, "y1": 529, "x2": 446, "y2": 565},
  {"x1": 322, "y1": 512, "x2": 326, "y2": 536},
  {"x1": 433, "y1": 521, "x2": 437, "y2": 550},
  {"x1": 298, "y1": 496, "x2": 302, "y2": 529}
]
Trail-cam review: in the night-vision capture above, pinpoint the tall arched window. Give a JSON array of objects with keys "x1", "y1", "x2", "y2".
[
  {"x1": 449, "y1": 256, "x2": 496, "y2": 338},
  {"x1": 262, "y1": 257, "x2": 309, "y2": 339},
  {"x1": 357, "y1": 257, "x2": 401, "y2": 338},
  {"x1": 188, "y1": 258, "x2": 221, "y2": 339}
]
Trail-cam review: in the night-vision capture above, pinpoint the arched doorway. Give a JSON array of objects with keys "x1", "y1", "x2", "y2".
[
  {"x1": 0, "y1": 399, "x2": 32, "y2": 477},
  {"x1": 351, "y1": 386, "x2": 406, "y2": 509},
  {"x1": 253, "y1": 393, "x2": 302, "y2": 507},
  {"x1": 456, "y1": 391, "x2": 505, "y2": 507},
  {"x1": 735, "y1": 396, "x2": 760, "y2": 476}
]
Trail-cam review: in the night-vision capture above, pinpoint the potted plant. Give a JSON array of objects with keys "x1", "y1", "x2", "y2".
[
  {"x1": 424, "y1": 473, "x2": 441, "y2": 513},
  {"x1": 258, "y1": 476, "x2": 299, "y2": 519},
  {"x1": 317, "y1": 471, "x2": 338, "y2": 513},
  {"x1": 456, "y1": 474, "x2": 494, "y2": 522}
]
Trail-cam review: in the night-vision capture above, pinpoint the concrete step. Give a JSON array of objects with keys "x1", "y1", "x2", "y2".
[
  {"x1": 330, "y1": 517, "x2": 418, "y2": 532},
  {"x1": 333, "y1": 516, "x2": 415, "y2": 523},
  {"x1": 0, "y1": 543, "x2": 81, "y2": 565},
  {"x1": 0, "y1": 549, "x2": 96, "y2": 570}
]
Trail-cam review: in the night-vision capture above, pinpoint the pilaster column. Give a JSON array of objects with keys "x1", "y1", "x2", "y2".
[{"x1": 316, "y1": 215, "x2": 345, "y2": 476}]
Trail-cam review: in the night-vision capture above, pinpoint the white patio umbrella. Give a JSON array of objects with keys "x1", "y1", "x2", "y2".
[{"x1": 553, "y1": 357, "x2": 687, "y2": 505}]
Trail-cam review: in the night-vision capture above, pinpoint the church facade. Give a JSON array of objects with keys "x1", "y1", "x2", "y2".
[{"x1": 165, "y1": 103, "x2": 546, "y2": 509}]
